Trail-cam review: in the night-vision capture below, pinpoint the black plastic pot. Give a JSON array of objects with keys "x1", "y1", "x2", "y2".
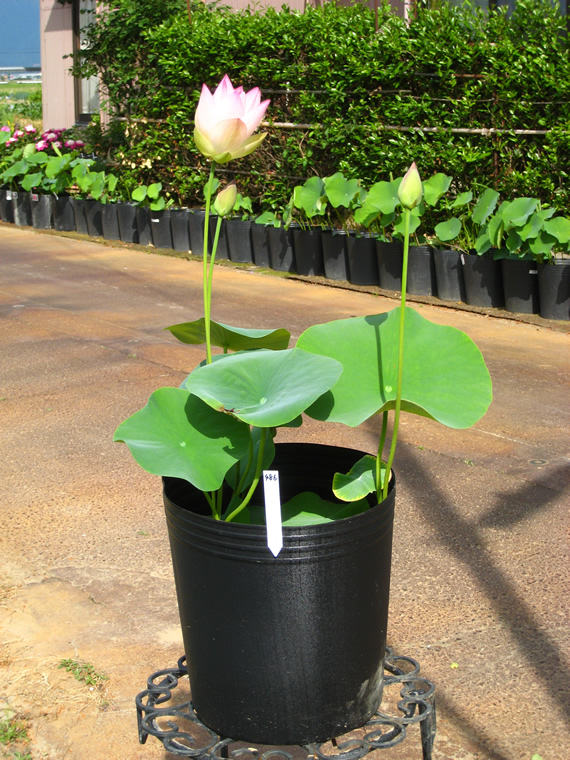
[
  {"x1": 537, "y1": 260, "x2": 570, "y2": 321},
  {"x1": 72, "y1": 198, "x2": 89, "y2": 235},
  {"x1": 188, "y1": 209, "x2": 205, "y2": 257},
  {"x1": 346, "y1": 233, "x2": 379, "y2": 286},
  {"x1": 101, "y1": 203, "x2": 120, "y2": 241},
  {"x1": 85, "y1": 200, "x2": 103, "y2": 237},
  {"x1": 208, "y1": 216, "x2": 229, "y2": 260},
  {"x1": 52, "y1": 195, "x2": 76, "y2": 232},
  {"x1": 462, "y1": 251, "x2": 504, "y2": 308},
  {"x1": 0, "y1": 189, "x2": 14, "y2": 223},
  {"x1": 321, "y1": 229, "x2": 349, "y2": 281},
  {"x1": 433, "y1": 249, "x2": 466, "y2": 302},
  {"x1": 164, "y1": 442, "x2": 395, "y2": 746},
  {"x1": 501, "y1": 258, "x2": 539, "y2": 314},
  {"x1": 12, "y1": 191, "x2": 32, "y2": 227},
  {"x1": 136, "y1": 206, "x2": 151, "y2": 246},
  {"x1": 292, "y1": 227, "x2": 324, "y2": 276},
  {"x1": 117, "y1": 202, "x2": 139, "y2": 243},
  {"x1": 376, "y1": 240, "x2": 403, "y2": 291},
  {"x1": 251, "y1": 223, "x2": 270, "y2": 267},
  {"x1": 226, "y1": 218, "x2": 253, "y2": 263},
  {"x1": 267, "y1": 225, "x2": 296, "y2": 272},
  {"x1": 30, "y1": 193, "x2": 53, "y2": 229},
  {"x1": 170, "y1": 208, "x2": 191, "y2": 252},
  {"x1": 407, "y1": 245, "x2": 437, "y2": 297},
  {"x1": 150, "y1": 209, "x2": 173, "y2": 249}
]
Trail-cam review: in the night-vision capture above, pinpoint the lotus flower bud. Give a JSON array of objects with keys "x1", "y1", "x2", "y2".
[
  {"x1": 398, "y1": 162, "x2": 423, "y2": 210},
  {"x1": 214, "y1": 183, "x2": 237, "y2": 217}
]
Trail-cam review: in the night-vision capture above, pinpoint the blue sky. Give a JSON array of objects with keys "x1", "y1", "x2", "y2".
[{"x1": 0, "y1": 0, "x2": 41, "y2": 68}]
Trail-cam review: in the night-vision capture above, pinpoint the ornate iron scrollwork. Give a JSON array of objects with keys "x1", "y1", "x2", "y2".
[{"x1": 136, "y1": 647, "x2": 436, "y2": 760}]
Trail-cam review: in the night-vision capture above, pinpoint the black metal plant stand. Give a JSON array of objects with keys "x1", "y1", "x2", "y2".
[{"x1": 136, "y1": 646, "x2": 436, "y2": 760}]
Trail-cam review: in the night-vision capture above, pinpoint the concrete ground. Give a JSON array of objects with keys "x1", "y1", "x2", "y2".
[{"x1": 0, "y1": 224, "x2": 568, "y2": 760}]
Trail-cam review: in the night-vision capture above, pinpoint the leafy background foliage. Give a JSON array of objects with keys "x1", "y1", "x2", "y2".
[{"x1": 73, "y1": 0, "x2": 569, "y2": 213}]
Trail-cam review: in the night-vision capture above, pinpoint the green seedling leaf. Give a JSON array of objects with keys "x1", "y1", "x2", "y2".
[
  {"x1": 505, "y1": 229, "x2": 522, "y2": 252},
  {"x1": 502, "y1": 197, "x2": 538, "y2": 228},
  {"x1": 184, "y1": 348, "x2": 342, "y2": 428},
  {"x1": 150, "y1": 197, "x2": 166, "y2": 211},
  {"x1": 544, "y1": 216, "x2": 570, "y2": 244},
  {"x1": 324, "y1": 172, "x2": 360, "y2": 208},
  {"x1": 114, "y1": 388, "x2": 250, "y2": 491},
  {"x1": 519, "y1": 212, "x2": 544, "y2": 242},
  {"x1": 393, "y1": 212, "x2": 421, "y2": 237},
  {"x1": 297, "y1": 307, "x2": 492, "y2": 429},
  {"x1": 354, "y1": 202, "x2": 380, "y2": 228},
  {"x1": 293, "y1": 176, "x2": 326, "y2": 217},
  {"x1": 131, "y1": 185, "x2": 148, "y2": 203},
  {"x1": 280, "y1": 492, "x2": 370, "y2": 525},
  {"x1": 435, "y1": 217, "x2": 462, "y2": 242},
  {"x1": 472, "y1": 189, "x2": 500, "y2": 225},
  {"x1": 147, "y1": 182, "x2": 162, "y2": 199},
  {"x1": 333, "y1": 454, "x2": 387, "y2": 502},
  {"x1": 367, "y1": 178, "x2": 401, "y2": 214},
  {"x1": 21, "y1": 173, "x2": 44, "y2": 191},
  {"x1": 23, "y1": 143, "x2": 36, "y2": 160},
  {"x1": 474, "y1": 230, "x2": 492, "y2": 254},
  {"x1": 450, "y1": 191, "x2": 473, "y2": 208},
  {"x1": 167, "y1": 319, "x2": 290, "y2": 352},
  {"x1": 528, "y1": 230, "x2": 556, "y2": 256},
  {"x1": 422, "y1": 173, "x2": 452, "y2": 207}
]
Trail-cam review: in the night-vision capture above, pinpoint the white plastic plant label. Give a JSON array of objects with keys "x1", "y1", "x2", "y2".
[{"x1": 263, "y1": 470, "x2": 283, "y2": 557}]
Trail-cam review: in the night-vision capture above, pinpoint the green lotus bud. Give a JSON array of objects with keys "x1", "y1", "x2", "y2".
[
  {"x1": 214, "y1": 182, "x2": 237, "y2": 217},
  {"x1": 398, "y1": 162, "x2": 423, "y2": 210}
]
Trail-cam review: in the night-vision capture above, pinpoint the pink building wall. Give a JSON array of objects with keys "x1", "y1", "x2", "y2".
[{"x1": 40, "y1": 0, "x2": 76, "y2": 130}]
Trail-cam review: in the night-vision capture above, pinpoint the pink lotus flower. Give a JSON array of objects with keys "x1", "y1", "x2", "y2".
[
  {"x1": 194, "y1": 75, "x2": 270, "y2": 164},
  {"x1": 35, "y1": 140, "x2": 49, "y2": 151}
]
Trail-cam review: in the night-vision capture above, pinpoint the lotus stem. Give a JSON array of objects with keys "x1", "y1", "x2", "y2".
[
  {"x1": 203, "y1": 162, "x2": 216, "y2": 364},
  {"x1": 225, "y1": 428, "x2": 267, "y2": 522},
  {"x1": 382, "y1": 208, "x2": 410, "y2": 501},
  {"x1": 376, "y1": 411, "x2": 388, "y2": 503}
]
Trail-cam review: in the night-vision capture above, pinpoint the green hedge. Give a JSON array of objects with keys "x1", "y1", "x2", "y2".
[{"x1": 74, "y1": 0, "x2": 570, "y2": 213}]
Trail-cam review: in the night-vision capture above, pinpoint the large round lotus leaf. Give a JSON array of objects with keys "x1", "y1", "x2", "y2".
[
  {"x1": 184, "y1": 348, "x2": 342, "y2": 427},
  {"x1": 113, "y1": 388, "x2": 250, "y2": 491},
  {"x1": 297, "y1": 306, "x2": 492, "y2": 429},
  {"x1": 166, "y1": 319, "x2": 290, "y2": 352}
]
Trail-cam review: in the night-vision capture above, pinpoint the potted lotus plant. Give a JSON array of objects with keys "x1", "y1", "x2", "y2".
[{"x1": 115, "y1": 77, "x2": 492, "y2": 747}]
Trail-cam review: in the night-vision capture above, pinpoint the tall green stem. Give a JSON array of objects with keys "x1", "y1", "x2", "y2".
[
  {"x1": 382, "y1": 208, "x2": 410, "y2": 501},
  {"x1": 203, "y1": 163, "x2": 216, "y2": 364},
  {"x1": 225, "y1": 428, "x2": 267, "y2": 522},
  {"x1": 376, "y1": 411, "x2": 388, "y2": 503}
]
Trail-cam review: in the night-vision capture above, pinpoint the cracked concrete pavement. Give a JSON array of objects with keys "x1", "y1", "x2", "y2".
[{"x1": 0, "y1": 225, "x2": 568, "y2": 760}]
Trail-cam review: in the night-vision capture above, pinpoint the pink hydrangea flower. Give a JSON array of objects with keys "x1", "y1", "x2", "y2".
[
  {"x1": 6, "y1": 137, "x2": 17, "y2": 145},
  {"x1": 74, "y1": 140, "x2": 85, "y2": 148},
  {"x1": 35, "y1": 140, "x2": 49, "y2": 151},
  {"x1": 1, "y1": 125, "x2": 10, "y2": 133},
  {"x1": 52, "y1": 141, "x2": 62, "y2": 149},
  {"x1": 25, "y1": 125, "x2": 36, "y2": 133},
  {"x1": 13, "y1": 130, "x2": 24, "y2": 138},
  {"x1": 45, "y1": 132, "x2": 58, "y2": 142},
  {"x1": 65, "y1": 139, "x2": 76, "y2": 148}
]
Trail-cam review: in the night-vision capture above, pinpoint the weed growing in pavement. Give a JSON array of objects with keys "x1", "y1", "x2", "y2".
[{"x1": 58, "y1": 659, "x2": 108, "y2": 687}]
